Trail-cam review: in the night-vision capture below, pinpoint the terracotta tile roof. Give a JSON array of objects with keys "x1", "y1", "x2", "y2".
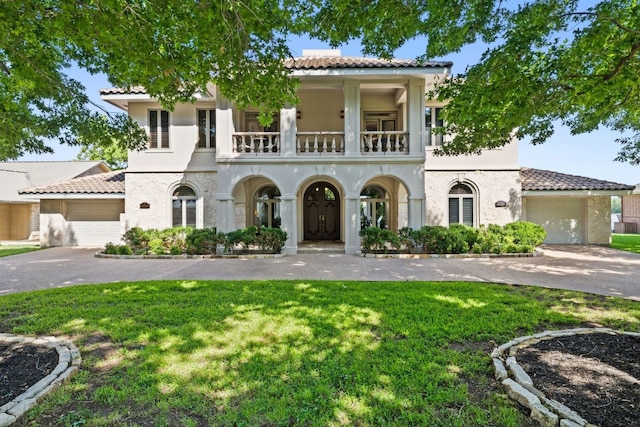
[
  {"x1": 283, "y1": 56, "x2": 453, "y2": 70},
  {"x1": 19, "y1": 171, "x2": 125, "y2": 195},
  {"x1": 99, "y1": 86, "x2": 147, "y2": 95},
  {"x1": 521, "y1": 167, "x2": 635, "y2": 191},
  {"x1": 100, "y1": 57, "x2": 452, "y2": 95}
]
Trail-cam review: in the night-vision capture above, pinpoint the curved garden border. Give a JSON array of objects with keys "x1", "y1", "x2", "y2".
[
  {"x1": 95, "y1": 252, "x2": 284, "y2": 259},
  {"x1": 357, "y1": 248, "x2": 544, "y2": 258},
  {"x1": 0, "y1": 334, "x2": 81, "y2": 426},
  {"x1": 492, "y1": 328, "x2": 640, "y2": 427}
]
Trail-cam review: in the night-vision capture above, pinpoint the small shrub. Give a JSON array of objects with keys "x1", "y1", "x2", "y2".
[
  {"x1": 359, "y1": 227, "x2": 399, "y2": 253},
  {"x1": 503, "y1": 221, "x2": 546, "y2": 248},
  {"x1": 255, "y1": 227, "x2": 288, "y2": 254},
  {"x1": 186, "y1": 227, "x2": 220, "y2": 255}
]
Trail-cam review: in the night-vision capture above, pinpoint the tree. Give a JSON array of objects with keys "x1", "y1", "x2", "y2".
[
  {"x1": 77, "y1": 141, "x2": 128, "y2": 170},
  {"x1": 1, "y1": 1, "x2": 639, "y2": 164}
]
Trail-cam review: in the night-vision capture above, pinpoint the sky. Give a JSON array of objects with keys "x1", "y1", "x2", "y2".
[{"x1": 19, "y1": 34, "x2": 639, "y2": 186}]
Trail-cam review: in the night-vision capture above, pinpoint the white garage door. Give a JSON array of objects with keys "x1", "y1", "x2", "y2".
[
  {"x1": 65, "y1": 200, "x2": 123, "y2": 246},
  {"x1": 525, "y1": 198, "x2": 585, "y2": 244}
]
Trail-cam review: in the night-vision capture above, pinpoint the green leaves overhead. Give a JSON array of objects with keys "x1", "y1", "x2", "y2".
[{"x1": 1, "y1": 1, "x2": 639, "y2": 163}]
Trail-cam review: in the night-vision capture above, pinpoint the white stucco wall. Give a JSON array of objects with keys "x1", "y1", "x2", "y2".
[
  {"x1": 123, "y1": 172, "x2": 217, "y2": 231},
  {"x1": 424, "y1": 170, "x2": 521, "y2": 226},
  {"x1": 587, "y1": 196, "x2": 612, "y2": 245}
]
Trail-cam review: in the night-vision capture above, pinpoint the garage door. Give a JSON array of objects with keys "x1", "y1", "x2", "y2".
[
  {"x1": 65, "y1": 200, "x2": 123, "y2": 246},
  {"x1": 525, "y1": 198, "x2": 585, "y2": 244}
]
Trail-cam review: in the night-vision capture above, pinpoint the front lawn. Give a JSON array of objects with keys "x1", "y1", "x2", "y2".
[
  {"x1": 0, "y1": 245, "x2": 40, "y2": 258},
  {"x1": 612, "y1": 233, "x2": 640, "y2": 254},
  {"x1": 2, "y1": 280, "x2": 639, "y2": 426}
]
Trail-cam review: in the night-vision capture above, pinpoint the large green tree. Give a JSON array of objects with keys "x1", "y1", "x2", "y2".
[{"x1": 1, "y1": 1, "x2": 638, "y2": 164}]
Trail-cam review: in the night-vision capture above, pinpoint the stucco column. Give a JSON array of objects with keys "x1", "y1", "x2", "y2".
[
  {"x1": 408, "y1": 193, "x2": 426, "y2": 230},
  {"x1": 344, "y1": 193, "x2": 361, "y2": 254},
  {"x1": 279, "y1": 195, "x2": 298, "y2": 254},
  {"x1": 408, "y1": 79, "x2": 425, "y2": 154},
  {"x1": 215, "y1": 87, "x2": 234, "y2": 155},
  {"x1": 280, "y1": 105, "x2": 297, "y2": 157},
  {"x1": 215, "y1": 196, "x2": 235, "y2": 233},
  {"x1": 343, "y1": 81, "x2": 361, "y2": 156}
]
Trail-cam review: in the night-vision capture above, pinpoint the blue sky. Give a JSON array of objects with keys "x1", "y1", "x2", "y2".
[{"x1": 19, "y1": 34, "x2": 639, "y2": 185}]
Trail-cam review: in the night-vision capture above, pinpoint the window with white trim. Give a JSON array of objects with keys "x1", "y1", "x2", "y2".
[
  {"x1": 255, "y1": 186, "x2": 281, "y2": 228},
  {"x1": 425, "y1": 107, "x2": 443, "y2": 146},
  {"x1": 149, "y1": 110, "x2": 169, "y2": 149},
  {"x1": 360, "y1": 186, "x2": 389, "y2": 229},
  {"x1": 197, "y1": 109, "x2": 216, "y2": 149},
  {"x1": 172, "y1": 186, "x2": 196, "y2": 227},
  {"x1": 448, "y1": 183, "x2": 475, "y2": 226}
]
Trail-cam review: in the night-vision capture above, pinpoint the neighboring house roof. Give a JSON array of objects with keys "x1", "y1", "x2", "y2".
[
  {"x1": 521, "y1": 168, "x2": 635, "y2": 192},
  {"x1": 19, "y1": 170, "x2": 125, "y2": 197},
  {"x1": 99, "y1": 86, "x2": 147, "y2": 96},
  {"x1": 0, "y1": 161, "x2": 110, "y2": 203}
]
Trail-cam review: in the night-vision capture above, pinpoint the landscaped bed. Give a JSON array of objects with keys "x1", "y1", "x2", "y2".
[{"x1": 1, "y1": 280, "x2": 638, "y2": 426}]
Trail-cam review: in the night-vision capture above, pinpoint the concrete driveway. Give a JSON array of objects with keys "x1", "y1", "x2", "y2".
[{"x1": 1, "y1": 245, "x2": 639, "y2": 300}]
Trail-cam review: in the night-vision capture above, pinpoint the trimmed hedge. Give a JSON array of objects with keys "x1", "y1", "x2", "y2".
[
  {"x1": 360, "y1": 222, "x2": 546, "y2": 254},
  {"x1": 104, "y1": 226, "x2": 287, "y2": 256}
]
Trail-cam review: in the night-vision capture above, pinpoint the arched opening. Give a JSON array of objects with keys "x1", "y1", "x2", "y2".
[
  {"x1": 360, "y1": 185, "x2": 389, "y2": 229},
  {"x1": 303, "y1": 182, "x2": 340, "y2": 241},
  {"x1": 255, "y1": 186, "x2": 281, "y2": 228}
]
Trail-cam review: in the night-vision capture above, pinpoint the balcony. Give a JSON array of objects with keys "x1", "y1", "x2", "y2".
[
  {"x1": 297, "y1": 132, "x2": 344, "y2": 154},
  {"x1": 360, "y1": 131, "x2": 408, "y2": 154},
  {"x1": 233, "y1": 132, "x2": 280, "y2": 155}
]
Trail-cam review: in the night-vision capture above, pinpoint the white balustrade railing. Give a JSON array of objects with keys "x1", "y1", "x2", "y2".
[
  {"x1": 360, "y1": 131, "x2": 409, "y2": 154},
  {"x1": 297, "y1": 132, "x2": 344, "y2": 154},
  {"x1": 233, "y1": 132, "x2": 280, "y2": 154}
]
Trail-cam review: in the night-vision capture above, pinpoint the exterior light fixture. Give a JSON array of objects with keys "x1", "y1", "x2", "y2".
[
  {"x1": 296, "y1": 110, "x2": 301, "y2": 119},
  {"x1": 340, "y1": 110, "x2": 344, "y2": 119}
]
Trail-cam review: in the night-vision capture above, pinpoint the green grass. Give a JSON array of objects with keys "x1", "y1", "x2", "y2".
[
  {"x1": 2, "y1": 280, "x2": 639, "y2": 426},
  {"x1": 612, "y1": 233, "x2": 640, "y2": 254},
  {"x1": 0, "y1": 245, "x2": 40, "y2": 257}
]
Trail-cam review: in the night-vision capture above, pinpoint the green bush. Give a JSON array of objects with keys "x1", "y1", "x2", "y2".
[
  {"x1": 186, "y1": 227, "x2": 221, "y2": 255},
  {"x1": 503, "y1": 221, "x2": 546, "y2": 247},
  {"x1": 255, "y1": 227, "x2": 288, "y2": 254},
  {"x1": 359, "y1": 227, "x2": 399, "y2": 253}
]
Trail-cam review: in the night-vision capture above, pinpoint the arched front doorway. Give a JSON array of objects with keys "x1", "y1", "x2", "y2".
[{"x1": 304, "y1": 182, "x2": 340, "y2": 241}]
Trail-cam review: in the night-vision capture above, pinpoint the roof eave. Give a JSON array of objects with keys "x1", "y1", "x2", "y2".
[{"x1": 523, "y1": 189, "x2": 634, "y2": 197}]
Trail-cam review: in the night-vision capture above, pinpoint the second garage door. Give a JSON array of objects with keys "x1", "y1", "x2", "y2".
[{"x1": 525, "y1": 197, "x2": 586, "y2": 244}]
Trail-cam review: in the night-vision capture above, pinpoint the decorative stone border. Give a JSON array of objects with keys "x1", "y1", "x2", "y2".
[
  {"x1": 491, "y1": 328, "x2": 640, "y2": 427},
  {"x1": 0, "y1": 334, "x2": 81, "y2": 427},
  {"x1": 358, "y1": 248, "x2": 544, "y2": 258},
  {"x1": 95, "y1": 252, "x2": 284, "y2": 259}
]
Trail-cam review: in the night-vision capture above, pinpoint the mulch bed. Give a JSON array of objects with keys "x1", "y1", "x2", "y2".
[
  {"x1": 0, "y1": 343, "x2": 59, "y2": 407},
  {"x1": 517, "y1": 333, "x2": 640, "y2": 427}
]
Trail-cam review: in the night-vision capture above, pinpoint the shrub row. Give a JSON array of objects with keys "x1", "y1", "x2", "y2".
[
  {"x1": 359, "y1": 222, "x2": 546, "y2": 254},
  {"x1": 104, "y1": 226, "x2": 287, "y2": 256}
]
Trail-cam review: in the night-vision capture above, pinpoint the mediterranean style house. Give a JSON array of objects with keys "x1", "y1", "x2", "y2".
[{"x1": 18, "y1": 50, "x2": 635, "y2": 252}]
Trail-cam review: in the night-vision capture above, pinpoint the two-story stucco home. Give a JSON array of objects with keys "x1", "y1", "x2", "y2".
[{"x1": 19, "y1": 50, "x2": 634, "y2": 252}]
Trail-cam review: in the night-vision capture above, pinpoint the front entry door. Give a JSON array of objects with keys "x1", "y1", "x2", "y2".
[{"x1": 304, "y1": 182, "x2": 340, "y2": 241}]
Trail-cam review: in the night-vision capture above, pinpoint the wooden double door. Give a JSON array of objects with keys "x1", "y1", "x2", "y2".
[{"x1": 303, "y1": 182, "x2": 340, "y2": 241}]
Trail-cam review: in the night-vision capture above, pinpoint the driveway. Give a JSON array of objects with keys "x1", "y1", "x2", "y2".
[{"x1": 1, "y1": 246, "x2": 639, "y2": 300}]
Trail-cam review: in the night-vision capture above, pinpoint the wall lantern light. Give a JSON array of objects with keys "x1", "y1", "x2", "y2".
[
  {"x1": 494, "y1": 200, "x2": 507, "y2": 208},
  {"x1": 296, "y1": 110, "x2": 301, "y2": 119},
  {"x1": 340, "y1": 110, "x2": 344, "y2": 119}
]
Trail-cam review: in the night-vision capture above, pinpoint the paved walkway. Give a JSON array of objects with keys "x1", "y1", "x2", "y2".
[{"x1": 1, "y1": 246, "x2": 639, "y2": 300}]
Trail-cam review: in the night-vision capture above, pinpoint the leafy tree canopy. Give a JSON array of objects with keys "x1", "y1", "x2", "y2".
[
  {"x1": 77, "y1": 140, "x2": 128, "y2": 170},
  {"x1": 1, "y1": 1, "x2": 638, "y2": 163}
]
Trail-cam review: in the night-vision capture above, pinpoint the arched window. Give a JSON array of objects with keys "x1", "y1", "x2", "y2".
[
  {"x1": 448, "y1": 183, "x2": 475, "y2": 226},
  {"x1": 360, "y1": 186, "x2": 389, "y2": 229},
  {"x1": 172, "y1": 185, "x2": 197, "y2": 227},
  {"x1": 255, "y1": 186, "x2": 281, "y2": 228}
]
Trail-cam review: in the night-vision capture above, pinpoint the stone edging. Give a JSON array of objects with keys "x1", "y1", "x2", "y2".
[
  {"x1": 95, "y1": 252, "x2": 284, "y2": 259},
  {"x1": 0, "y1": 334, "x2": 81, "y2": 427},
  {"x1": 491, "y1": 328, "x2": 640, "y2": 427},
  {"x1": 358, "y1": 248, "x2": 544, "y2": 258}
]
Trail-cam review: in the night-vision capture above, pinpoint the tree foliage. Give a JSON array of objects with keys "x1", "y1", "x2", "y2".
[
  {"x1": 76, "y1": 140, "x2": 128, "y2": 170},
  {"x1": 1, "y1": 1, "x2": 639, "y2": 164}
]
